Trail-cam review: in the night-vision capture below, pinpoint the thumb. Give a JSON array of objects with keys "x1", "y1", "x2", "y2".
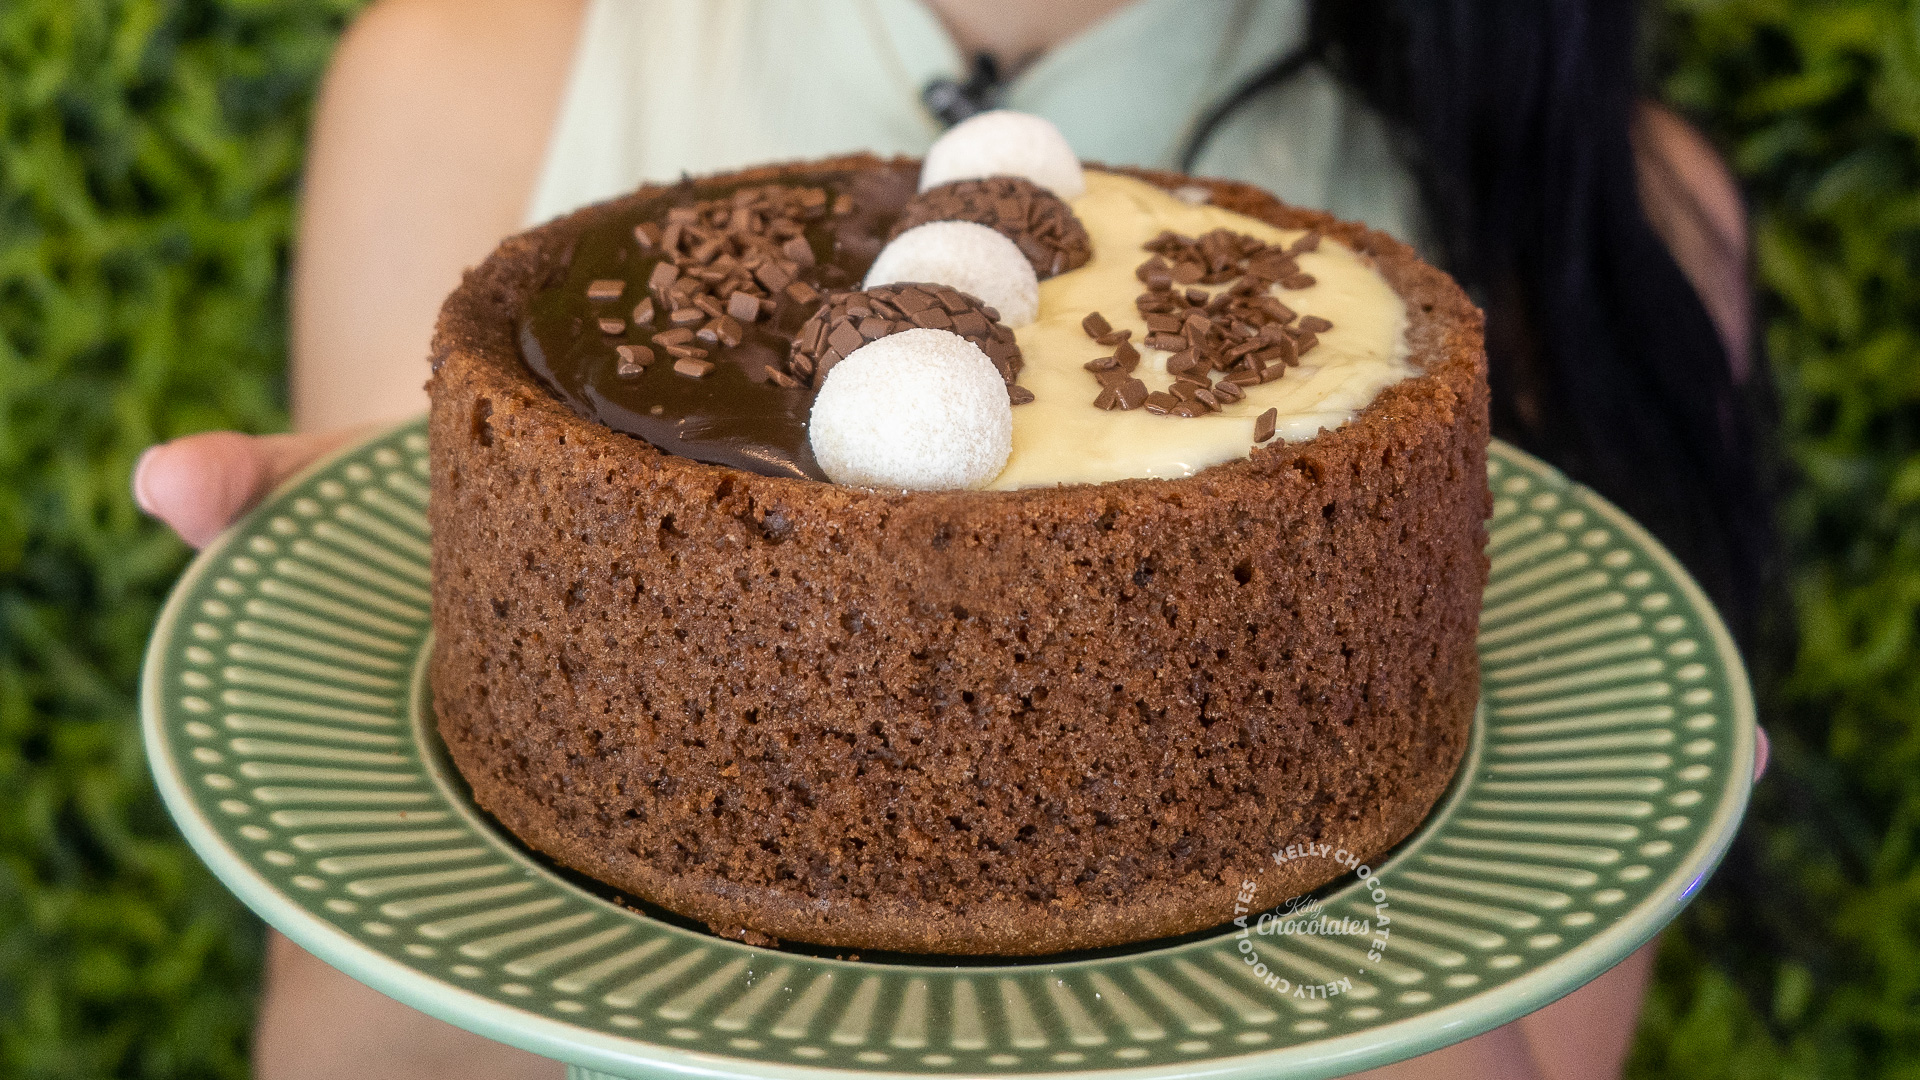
[{"x1": 132, "y1": 428, "x2": 370, "y2": 549}]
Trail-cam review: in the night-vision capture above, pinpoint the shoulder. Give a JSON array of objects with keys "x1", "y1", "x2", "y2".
[
  {"x1": 299, "y1": 0, "x2": 586, "y2": 242},
  {"x1": 321, "y1": 0, "x2": 585, "y2": 132},
  {"x1": 1632, "y1": 102, "x2": 1753, "y2": 377},
  {"x1": 332, "y1": 0, "x2": 584, "y2": 77}
]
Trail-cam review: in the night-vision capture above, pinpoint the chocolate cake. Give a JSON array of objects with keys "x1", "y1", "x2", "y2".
[{"x1": 428, "y1": 143, "x2": 1490, "y2": 955}]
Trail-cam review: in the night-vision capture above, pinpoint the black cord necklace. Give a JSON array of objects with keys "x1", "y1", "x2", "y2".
[{"x1": 922, "y1": 52, "x2": 1007, "y2": 127}]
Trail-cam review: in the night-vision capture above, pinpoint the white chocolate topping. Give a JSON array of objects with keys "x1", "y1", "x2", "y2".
[{"x1": 986, "y1": 172, "x2": 1415, "y2": 490}]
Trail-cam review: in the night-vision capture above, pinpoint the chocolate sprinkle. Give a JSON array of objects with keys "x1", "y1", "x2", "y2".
[
  {"x1": 615, "y1": 344, "x2": 652, "y2": 376},
  {"x1": 1254, "y1": 407, "x2": 1277, "y2": 443},
  {"x1": 1079, "y1": 225, "x2": 1334, "y2": 419},
  {"x1": 721, "y1": 288, "x2": 760, "y2": 320},
  {"x1": 788, "y1": 282, "x2": 1023, "y2": 390},
  {"x1": 890, "y1": 176, "x2": 1092, "y2": 278}
]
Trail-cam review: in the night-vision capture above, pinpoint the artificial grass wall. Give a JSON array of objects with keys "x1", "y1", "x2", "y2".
[
  {"x1": 0, "y1": 2, "x2": 354, "y2": 1075},
  {"x1": 1632, "y1": 3, "x2": 1920, "y2": 1075},
  {"x1": 0, "y1": 1, "x2": 1913, "y2": 1077}
]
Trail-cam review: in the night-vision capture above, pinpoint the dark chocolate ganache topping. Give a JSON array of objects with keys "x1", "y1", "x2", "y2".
[{"x1": 519, "y1": 164, "x2": 919, "y2": 481}]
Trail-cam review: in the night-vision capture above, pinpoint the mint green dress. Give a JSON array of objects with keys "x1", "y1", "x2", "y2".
[{"x1": 524, "y1": 0, "x2": 1424, "y2": 248}]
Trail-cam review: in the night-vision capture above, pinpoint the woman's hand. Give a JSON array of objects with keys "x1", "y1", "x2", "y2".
[
  {"x1": 132, "y1": 428, "x2": 371, "y2": 548},
  {"x1": 134, "y1": 425, "x2": 570, "y2": 1080}
]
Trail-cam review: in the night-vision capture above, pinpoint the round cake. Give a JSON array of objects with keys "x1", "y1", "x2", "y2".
[{"x1": 428, "y1": 128, "x2": 1489, "y2": 955}]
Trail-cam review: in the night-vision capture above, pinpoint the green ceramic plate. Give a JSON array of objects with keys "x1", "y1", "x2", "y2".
[{"x1": 142, "y1": 418, "x2": 1753, "y2": 1079}]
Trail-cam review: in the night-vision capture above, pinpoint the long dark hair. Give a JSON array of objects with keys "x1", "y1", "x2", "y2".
[{"x1": 1186, "y1": 0, "x2": 1776, "y2": 651}]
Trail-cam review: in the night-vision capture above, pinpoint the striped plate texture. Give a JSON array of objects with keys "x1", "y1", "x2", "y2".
[{"x1": 142, "y1": 419, "x2": 1753, "y2": 1079}]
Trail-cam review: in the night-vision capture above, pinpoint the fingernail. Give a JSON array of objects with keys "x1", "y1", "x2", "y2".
[{"x1": 132, "y1": 444, "x2": 162, "y2": 515}]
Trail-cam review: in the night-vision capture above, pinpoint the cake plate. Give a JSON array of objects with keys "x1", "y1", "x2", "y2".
[{"x1": 142, "y1": 418, "x2": 1754, "y2": 1079}]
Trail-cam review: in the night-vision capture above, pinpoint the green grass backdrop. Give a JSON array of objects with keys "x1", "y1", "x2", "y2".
[{"x1": 0, "y1": 1, "x2": 1914, "y2": 1076}]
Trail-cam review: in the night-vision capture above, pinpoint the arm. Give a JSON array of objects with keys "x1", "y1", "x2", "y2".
[
  {"x1": 290, "y1": 0, "x2": 584, "y2": 431},
  {"x1": 136, "y1": 0, "x2": 580, "y2": 1071},
  {"x1": 262, "y1": 4, "x2": 584, "y2": 1078}
]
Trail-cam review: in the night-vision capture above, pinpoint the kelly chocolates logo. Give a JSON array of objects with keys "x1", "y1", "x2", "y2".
[{"x1": 1229, "y1": 842, "x2": 1393, "y2": 999}]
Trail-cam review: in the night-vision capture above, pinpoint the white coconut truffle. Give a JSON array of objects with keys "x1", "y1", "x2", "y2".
[
  {"x1": 863, "y1": 221, "x2": 1040, "y2": 327},
  {"x1": 809, "y1": 328, "x2": 1013, "y2": 491},
  {"x1": 920, "y1": 110, "x2": 1085, "y2": 199}
]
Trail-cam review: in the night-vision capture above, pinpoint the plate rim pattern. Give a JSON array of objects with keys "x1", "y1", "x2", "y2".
[{"x1": 141, "y1": 419, "x2": 1754, "y2": 1079}]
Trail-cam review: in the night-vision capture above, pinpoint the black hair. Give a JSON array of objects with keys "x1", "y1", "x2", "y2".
[{"x1": 1185, "y1": 0, "x2": 1777, "y2": 652}]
